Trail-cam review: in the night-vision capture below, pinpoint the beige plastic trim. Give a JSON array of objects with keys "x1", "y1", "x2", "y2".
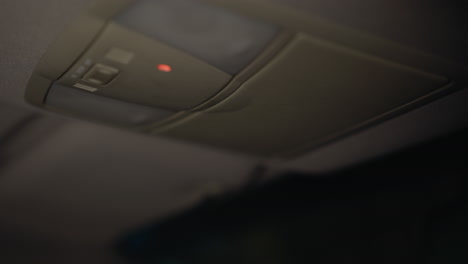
[
  {"x1": 24, "y1": 0, "x2": 467, "y2": 158},
  {"x1": 204, "y1": 0, "x2": 468, "y2": 85},
  {"x1": 157, "y1": 33, "x2": 458, "y2": 157},
  {"x1": 25, "y1": 0, "x2": 136, "y2": 106},
  {"x1": 143, "y1": 30, "x2": 294, "y2": 132}
]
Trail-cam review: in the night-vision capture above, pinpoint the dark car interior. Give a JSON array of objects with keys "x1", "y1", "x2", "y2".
[{"x1": 1, "y1": 0, "x2": 467, "y2": 263}]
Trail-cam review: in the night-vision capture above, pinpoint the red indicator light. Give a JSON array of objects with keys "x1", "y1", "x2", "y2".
[{"x1": 157, "y1": 64, "x2": 172, "y2": 72}]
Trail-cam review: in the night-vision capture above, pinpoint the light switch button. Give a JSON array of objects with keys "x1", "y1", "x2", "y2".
[{"x1": 82, "y1": 64, "x2": 119, "y2": 85}]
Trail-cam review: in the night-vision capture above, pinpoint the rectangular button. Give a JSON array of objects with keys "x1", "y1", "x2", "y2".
[{"x1": 82, "y1": 64, "x2": 119, "y2": 85}]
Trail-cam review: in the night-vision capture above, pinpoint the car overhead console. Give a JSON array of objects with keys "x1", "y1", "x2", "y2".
[{"x1": 26, "y1": 0, "x2": 467, "y2": 157}]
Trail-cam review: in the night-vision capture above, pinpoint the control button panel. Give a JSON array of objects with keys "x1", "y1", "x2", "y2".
[{"x1": 55, "y1": 22, "x2": 232, "y2": 111}]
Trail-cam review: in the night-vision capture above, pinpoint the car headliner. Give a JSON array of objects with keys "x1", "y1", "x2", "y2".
[{"x1": 0, "y1": 0, "x2": 467, "y2": 261}]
